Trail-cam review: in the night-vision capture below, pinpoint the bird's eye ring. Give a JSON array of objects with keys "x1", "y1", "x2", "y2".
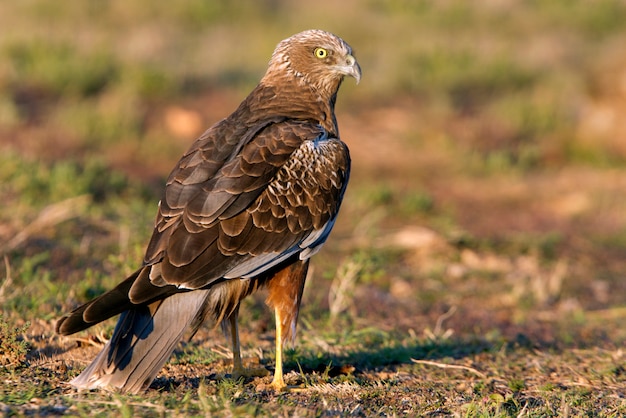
[{"x1": 314, "y1": 48, "x2": 328, "y2": 59}]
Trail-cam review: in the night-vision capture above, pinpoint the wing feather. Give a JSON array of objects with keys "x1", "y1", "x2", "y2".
[
  {"x1": 139, "y1": 118, "x2": 348, "y2": 296},
  {"x1": 167, "y1": 226, "x2": 219, "y2": 267}
]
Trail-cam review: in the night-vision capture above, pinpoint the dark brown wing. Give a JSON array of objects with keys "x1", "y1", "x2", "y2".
[{"x1": 127, "y1": 120, "x2": 350, "y2": 303}]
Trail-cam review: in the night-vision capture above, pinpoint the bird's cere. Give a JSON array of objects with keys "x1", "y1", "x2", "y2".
[{"x1": 335, "y1": 54, "x2": 361, "y2": 84}]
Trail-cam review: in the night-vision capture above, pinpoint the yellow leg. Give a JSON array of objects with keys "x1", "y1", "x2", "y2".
[
  {"x1": 269, "y1": 307, "x2": 286, "y2": 391},
  {"x1": 265, "y1": 259, "x2": 309, "y2": 392}
]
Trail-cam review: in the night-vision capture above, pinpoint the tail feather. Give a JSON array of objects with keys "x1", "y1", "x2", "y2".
[
  {"x1": 70, "y1": 290, "x2": 212, "y2": 393},
  {"x1": 56, "y1": 268, "x2": 177, "y2": 336},
  {"x1": 56, "y1": 271, "x2": 139, "y2": 335},
  {"x1": 63, "y1": 275, "x2": 260, "y2": 393}
]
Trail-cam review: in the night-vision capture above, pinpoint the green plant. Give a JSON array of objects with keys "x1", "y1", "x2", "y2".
[{"x1": 0, "y1": 315, "x2": 30, "y2": 368}]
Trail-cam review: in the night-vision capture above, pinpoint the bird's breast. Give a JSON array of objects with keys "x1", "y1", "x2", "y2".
[{"x1": 279, "y1": 138, "x2": 348, "y2": 185}]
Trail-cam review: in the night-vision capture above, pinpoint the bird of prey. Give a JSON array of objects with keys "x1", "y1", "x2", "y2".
[{"x1": 56, "y1": 29, "x2": 361, "y2": 393}]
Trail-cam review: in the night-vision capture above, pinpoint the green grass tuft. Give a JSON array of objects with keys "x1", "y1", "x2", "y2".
[{"x1": 0, "y1": 315, "x2": 30, "y2": 368}]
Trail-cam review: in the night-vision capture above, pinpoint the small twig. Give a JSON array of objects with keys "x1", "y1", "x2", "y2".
[
  {"x1": 329, "y1": 257, "x2": 362, "y2": 319},
  {"x1": 69, "y1": 396, "x2": 167, "y2": 414},
  {"x1": 423, "y1": 306, "x2": 456, "y2": 341},
  {"x1": 0, "y1": 195, "x2": 91, "y2": 255},
  {"x1": 0, "y1": 255, "x2": 13, "y2": 303},
  {"x1": 516, "y1": 401, "x2": 529, "y2": 418},
  {"x1": 411, "y1": 359, "x2": 487, "y2": 379},
  {"x1": 64, "y1": 329, "x2": 109, "y2": 348},
  {"x1": 210, "y1": 344, "x2": 233, "y2": 359},
  {"x1": 433, "y1": 306, "x2": 457, "y2": 335},
  {"x1": 69, "y1": 337, "x2": 106, "y2": 348}
]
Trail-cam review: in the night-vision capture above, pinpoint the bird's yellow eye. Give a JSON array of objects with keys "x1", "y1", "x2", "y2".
[{"x1": 314, "y1": 48, "x2": 328, "y2": 59}]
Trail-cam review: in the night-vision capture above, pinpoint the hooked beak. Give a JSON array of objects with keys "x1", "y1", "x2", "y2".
[{"x1": 336, "y1": 54, "x2": 361, "y2": 84}]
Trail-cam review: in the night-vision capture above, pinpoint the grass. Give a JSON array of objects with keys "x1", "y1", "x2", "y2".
[
  {"x1": 3, "y1": 324, "x2": 623, "y2": 416},
  {"x1": 0, "y1": 314, "x2": 30, "y2": 368},
  {"x1": 1, "y1": 0, "x2": 626, "y2": 416}
]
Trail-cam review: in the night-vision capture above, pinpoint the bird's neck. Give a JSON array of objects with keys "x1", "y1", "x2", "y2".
[{"x1": 233, "y1": 78, "x2": 339, "y2": 136}]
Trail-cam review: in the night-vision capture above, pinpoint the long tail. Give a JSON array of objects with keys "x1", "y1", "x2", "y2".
[
  {"x1": 69, "y1": 290, "x2": 212, "y2": 393},
  {"x1": 57, "y1": 269, "x2": 261, "y2": 393},
  {"x1": 56, "y1": 271, "x2": 140, "y2": 336}
]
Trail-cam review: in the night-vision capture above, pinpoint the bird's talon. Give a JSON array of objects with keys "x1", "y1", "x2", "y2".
[
  {"x1": 268, "y1": 381, "x2": 306, "y2": 393},
  {"x1": 269, "y1": 381, "x2": 287, "y2": 392},
  {"x1": 232, "y1": 366, "x2": 270, "y2": 380}
]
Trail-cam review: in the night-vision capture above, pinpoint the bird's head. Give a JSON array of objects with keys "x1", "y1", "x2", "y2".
[{"x1": 266, "y1": 30, "x2": 361, "y2": 96}]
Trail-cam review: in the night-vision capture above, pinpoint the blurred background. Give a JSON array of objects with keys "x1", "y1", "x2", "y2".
[{"x1": 1, "y1": 0, "x2": 626, "y2": 354}]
